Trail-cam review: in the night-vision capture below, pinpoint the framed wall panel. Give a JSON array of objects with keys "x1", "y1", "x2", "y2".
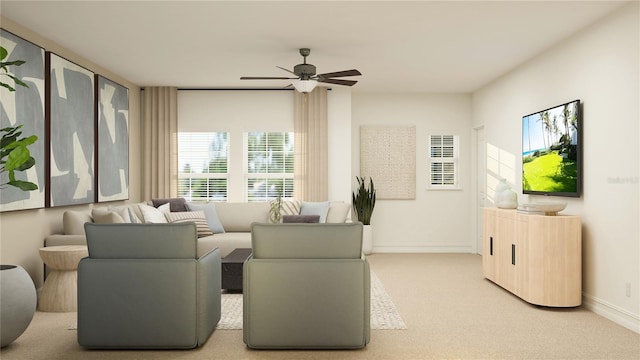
[
  {"x1": 360, "y1": 126, "x2": 416, "y2": 199},
  {"x1": 0, "y1": 29, "x2": 46, "y2": 212},
  {"x1": 96, "y1": 75, "x2": 129, "y2": 202},
  {"x1": 46, "y1": 52, "x2": 95, "y2": 207}
]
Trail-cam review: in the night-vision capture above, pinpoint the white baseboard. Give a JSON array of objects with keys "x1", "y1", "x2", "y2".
[
  {"x1": 582, "y1": 293, "x2": 640, "y2": 333},
  {"x1": 367, "y1": 251, "x2": 639, "y2": 334},
  {"x1": 372, "y1": 245, "x2": 474, "y2": 253}
]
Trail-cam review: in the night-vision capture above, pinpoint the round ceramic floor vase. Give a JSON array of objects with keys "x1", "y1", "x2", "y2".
[{"x1": 1, "y1": 265, "x2": 37, "y2": 348}]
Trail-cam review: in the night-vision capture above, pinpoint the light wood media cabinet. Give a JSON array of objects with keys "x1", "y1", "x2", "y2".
[{"x1": 482, "y1": 208, "x2": 582, "y2": 307}]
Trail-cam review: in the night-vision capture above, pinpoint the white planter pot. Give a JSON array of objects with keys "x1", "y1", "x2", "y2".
[
  {"x1": 362, "y1": 225, "x2": 373, "y2": 255},
  {"x1": 1, "y1": 265, "x2": 37, "y2": 348}
]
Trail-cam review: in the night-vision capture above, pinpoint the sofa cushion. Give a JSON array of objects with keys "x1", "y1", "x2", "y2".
[
  {"x1": 282, "y1": 215, "x2": 320, "y2": 223},
  {"x1": 326, "y1": 202, "x2": 351, "y2": 223},
  {"x1": 300, "y1": 201, "x2": 330, "y2": 223},
  {"x1": 128, "y1": 208, "x2": 143, "y2": 223},
  {"x1": 85, "y1": 223, "x2": 198, "y2": 259},
  {"x1": 152, "y1": 198, "x2": 188, "y2": 212},
  {"x1": 107, "y1": 205, "x2": 133, "y2": 223},
  {"x1": 166, "y1": 211, "x2": 213, "y2": 238},
  {"x1": 269, "y1": 199, "x2": 302, "y2": 223},
  {"x1": 63, "y1": 210, "x2": 93, "y2": 235},
  {"x1": 128, "y1": 203, "x2": 147, "y2": 223},
  {"x1": 138, "y1": 203, "x2": 170, "y2": 223},
  {"x1": 186, "y1": 202, "x2": 225, "y2": 234},
  {"x1": 92, "y1": 208, "x2": 127, "y2": 224},
  {"x1": 251, "y1": 223, "x2": 363, "y2": 259},
  {"x1": 198, "y1": 232, "x2": 251, "y2": 258},
  {"x1": 214, "y1": 202, "x2": 269, "y2": 232},
  {"x1": 281, "y1": 200, "x2": 301, "y2": 215}
]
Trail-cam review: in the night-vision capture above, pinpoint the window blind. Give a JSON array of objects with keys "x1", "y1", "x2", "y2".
[
  {"x1": 246, "y1": 132, "x2": 294, "y2": 201},
  {"x1": 429, "y1": 134, "x2": 459, "y2": 188},
  {"x1": 177, "y1": 132, "x2": 229, "y2": 201}
]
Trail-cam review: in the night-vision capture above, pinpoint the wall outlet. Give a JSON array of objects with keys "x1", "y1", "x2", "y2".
[{"x1": 625, "y1": 282, "x2": 631, "y2": 297}]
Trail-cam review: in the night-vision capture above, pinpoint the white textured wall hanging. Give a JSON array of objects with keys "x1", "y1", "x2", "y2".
[{"x1": 360, "y1": 126, "x2": 416, "y2": 199}]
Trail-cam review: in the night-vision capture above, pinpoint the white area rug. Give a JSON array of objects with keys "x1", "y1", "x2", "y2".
[{"x1": 217, "y1": 271, "x2": 407, "y2": 330}]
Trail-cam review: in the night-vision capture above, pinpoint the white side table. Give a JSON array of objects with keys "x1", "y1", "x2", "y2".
[{"x1": 38, "y1": 245, "x2": 88, "y2": 312}]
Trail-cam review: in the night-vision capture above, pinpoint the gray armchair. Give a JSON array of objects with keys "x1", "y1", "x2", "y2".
[
  {"x1": 78, "y1": 223, "x2": 221, "y2": 349},
  {"x1": 243, "y1": 222, "x2": 370, "y2": 349}
]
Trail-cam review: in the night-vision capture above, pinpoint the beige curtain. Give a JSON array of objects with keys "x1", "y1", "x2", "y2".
[
  {"x1": 293, "y1": 88, "x2": 328, "y2": 201},
  {"x1": 140, "y1": 87, "x2": 178, "y2": 200}
]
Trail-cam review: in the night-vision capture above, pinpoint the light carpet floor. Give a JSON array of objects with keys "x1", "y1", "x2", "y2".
[
  {"x1": 217, "y1": 271, "x2": 406, "y2": 330},
  {"x1": 2, "y1": 254, "x2": 639, "y2": 360}
]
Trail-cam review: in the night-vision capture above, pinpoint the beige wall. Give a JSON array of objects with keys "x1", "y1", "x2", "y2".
[
  {"x1": 0, "y1": 17, "x2": 142, "y2": 289},
  {"x1": 351, "y1": 93, "x2": 474, "y2": 252},
  {"x1": 472, "y1": 3, "x2": 639, "y2": 331},
  {"x1": 176, "y1": 88, "x2": 355, "y2": 204}
]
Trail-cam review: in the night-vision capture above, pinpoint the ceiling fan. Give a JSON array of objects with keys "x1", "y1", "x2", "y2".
[{"x1": 240, "y1": 48, "x2": 362, "y2": 93}]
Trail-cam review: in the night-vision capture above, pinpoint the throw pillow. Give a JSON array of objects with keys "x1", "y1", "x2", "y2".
[
  {"x1": 92, "y1": 208, "x2": 126, "y2": 224},
  {"x1": 158, "y1": 203, "x2": 171, "y2": 216},
  {"x1": 138, "y1": 203, "x2": 169, "y2": 223},
  {"x1": 166, "y1": 211, "x2": 213, "y2": 238},
  {"x1": 281, "y1": 200, "x2": 301, "y2": 215},
  {"x1": 268, "y1": 199, "x2": 301, "y2": 223},
  {"x1": 63, "y1": 211, "x2": 92, "y2": 235},
  {"x1": 151, "y1": 197, "x2": 188, "y2": 212},
  {"x1": 326, "y1": 202, "x2": 351, "y2": 223},
  {"x1": 128, "y1": 208, "x2": 142, "y2": 223},
  {"x1": 107, "y1": 205, "x2": 132, "y2": 223},
  {"x1": 282, "y1": 215, "x2": 320, "y2": 223},
  {"x1": 300, "y1": 201, "x2": 330, "y2": 223},
  {"x1": 186, "y1": 202, "x2": 225, "y2": 234}
]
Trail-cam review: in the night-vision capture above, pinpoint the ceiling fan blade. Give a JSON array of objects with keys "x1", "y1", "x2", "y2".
[
  {"x1": 318, "y1": 78, "x2": 358, "y2": 86},
  {"x1": 240, "y1": 76, "x2": 298, "y2": 80},
  {"x1": 317, "y1": 69, "x2": 361, "y2": 78},
  {"x1": 277, "y1": 66, "x2": 298, "y2": 76}
]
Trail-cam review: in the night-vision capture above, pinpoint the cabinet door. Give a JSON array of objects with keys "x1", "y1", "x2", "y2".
[
  {"x1": 514, "y1": 218, "x2": 529, "y2": 299},
  {"x1": 495, "y1": 214, "x2": 517, "y2": 293},
  {"x1": 482, "y1": 209, "x2": 497, "y2": 281},
  {"x1": 525, "y1": 215, "x2": 582, "y2": 306}
]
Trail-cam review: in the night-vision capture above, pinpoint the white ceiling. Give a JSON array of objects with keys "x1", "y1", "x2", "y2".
[{"x1": 1, "y1": 1, "x2": 629, "y2": 93}]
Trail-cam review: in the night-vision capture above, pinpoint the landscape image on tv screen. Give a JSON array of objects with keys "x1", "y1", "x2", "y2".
[{"x1": 522, "y1": 100, "x2": 580, "y2": 197}]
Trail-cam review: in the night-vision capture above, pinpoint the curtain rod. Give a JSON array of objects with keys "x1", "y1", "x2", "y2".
[
  {"x1": 139, "y1": 87, "x2": 332, "y2": 91},
  {"x1": 178, "y1": 88, "x2": 332, "y2": 91},
  {"x1": 178, "y1": 88, "x2": 295, "y2": 91}
]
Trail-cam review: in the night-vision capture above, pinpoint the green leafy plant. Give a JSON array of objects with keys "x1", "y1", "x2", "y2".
[
  {"x1": 1, "y1": 125, "x2": 38, "y2": 191},
  {"x1": 269, "y1": 188, "x2": 283, "y2": 223},
  {"x1": 0, "y1": 46, "x2": 28, "y2": 92},
  {"x1": 0, "y1": 46, "x2": 38, "y2": 191},
  {"x1": 352, "y1": 176, "x2": 376, "y2": 225}
]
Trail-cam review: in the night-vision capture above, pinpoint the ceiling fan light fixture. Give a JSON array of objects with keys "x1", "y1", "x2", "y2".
[{"x1": 292, "y1": 79, "x2": 318, "y2": 93}]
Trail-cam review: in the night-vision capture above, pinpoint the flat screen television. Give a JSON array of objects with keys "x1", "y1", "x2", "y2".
[{"x1": 522, "y1": 99, "x2": 581, "y2": 197}]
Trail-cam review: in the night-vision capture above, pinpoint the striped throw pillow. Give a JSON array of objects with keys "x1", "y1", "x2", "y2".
[
  {"x1": 280, "y1": 200, "x2": 301, "y2": 215},
  {"x1": 166, "y1": 211, "x2": 213, "y2": 238}
]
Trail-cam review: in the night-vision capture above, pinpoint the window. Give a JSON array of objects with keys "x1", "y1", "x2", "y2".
[
  {"x1": 178, "y1": 132, "x2": 229, "y2": 201},
  {"x1": 245, "y1": 132, "x2": 294, "y2": 201},
  {"x1": 428, "y1": 134, "x2": 459, "y2": 189}
]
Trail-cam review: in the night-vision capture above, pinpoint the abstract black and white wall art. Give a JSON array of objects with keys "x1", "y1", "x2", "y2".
[
  {"x1": 97, "y1": 75, "x2": 129, "y2": 202},
  {"x1": 47, "y1": 52, "x2": 95, "y2": 207},
  {"x1": 0, "y1": 29, "x2": 46, "y2": 212}
]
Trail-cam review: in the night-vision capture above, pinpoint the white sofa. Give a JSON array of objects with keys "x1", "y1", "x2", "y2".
[{"x1": 44, "y1": 201, "x2": 352, "y2": 258}]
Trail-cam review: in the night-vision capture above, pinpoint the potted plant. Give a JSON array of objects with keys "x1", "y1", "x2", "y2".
[
  {"x1": 352, "y1": 176, "x2": 376, "y2": 254},
  {"x1": 0, "y1": 46, "x2": 37, "y2": 348},
  {"x1": 1, "y1": 125, "x2": 38, "y2": 191},
  {"x1": 0, "y1": 46, "x2": 27, "y2": 92},
  {"x1": 0, "y1": 45, "x2": 37, "y2": 191}
]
